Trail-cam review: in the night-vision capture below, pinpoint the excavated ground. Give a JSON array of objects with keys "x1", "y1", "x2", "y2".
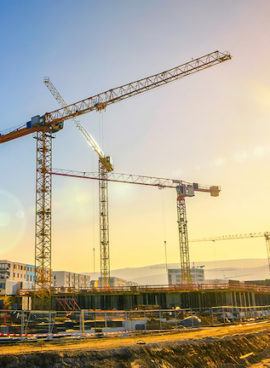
[{"x1": 0, "y1": 322, "x2": 270, "y2": 367}]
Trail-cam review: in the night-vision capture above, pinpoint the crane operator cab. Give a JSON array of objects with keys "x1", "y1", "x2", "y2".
[
  {"x1": 26, "y1": 115, "x2": 64, "y2": 133},
  {"x1": 176, "y1": 184, "x2": 195, "y2": 198},
  {"x1": 100, "y1": 155, "x2": 114, "y2": 172}
]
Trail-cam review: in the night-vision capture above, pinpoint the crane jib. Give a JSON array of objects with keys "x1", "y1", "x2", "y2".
[
  {"x1": 45, "y1": 50, "x2": 231, "y2": 125},
  {"x1": 0, "y1": 50, "x2": 231, "y2": 140}
]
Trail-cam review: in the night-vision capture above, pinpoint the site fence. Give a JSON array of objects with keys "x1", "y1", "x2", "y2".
[{"x1": 0, "y1": 305, "x2": 270, "y2": 337}]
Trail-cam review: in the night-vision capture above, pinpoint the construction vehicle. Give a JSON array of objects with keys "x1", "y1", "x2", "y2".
[
  {"x1": 190, "y1": 232, "x2": 270, "y2": 273},
  {"x1": 49, "y1": 168, "x2": 220, "y2": 283},
  {"x1": 0, "y1": 50, "x2": 231, "y2": 294}
]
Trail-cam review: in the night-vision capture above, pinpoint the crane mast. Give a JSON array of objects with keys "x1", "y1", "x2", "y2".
[
  {"x1": 44, "y1": 77, "x2": 113, "y2": 288},
  {"x1": 176, "y1": 191, "x2": 191, "y2": 283},
  {"x1": 0, "y1": 50, "x2": 231, "y2": 294},
  {"x1": 190, "y1": 232, "x2": 270, "y2": 273},
  {"x1": 99, "y1": 161, "x2": 110, "y2": 287},
  {"x1": 35, "y1": 132, "x2": 52, "y2": 293},
  {"x1": 49, "y1": 168, "x2": 220, "y2": 283}
]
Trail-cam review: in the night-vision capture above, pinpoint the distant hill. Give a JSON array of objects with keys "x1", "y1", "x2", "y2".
[{"x1": 86, "y1": 258, "x2": 270, "y2": 285}]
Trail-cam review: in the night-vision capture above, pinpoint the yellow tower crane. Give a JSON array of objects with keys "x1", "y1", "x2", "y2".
[
  {"x1": 44, "y1": 77, "x2": 113, "y2": 288},
  {"x1": 190, "y1": 232, "x2": 270, "y2": 272},
  {"x1": 49, "y1": 168, "x2": 220, "y2": 284},
  {"x1": 0, "y1": 50, "x2": 231, "y2": 294}
]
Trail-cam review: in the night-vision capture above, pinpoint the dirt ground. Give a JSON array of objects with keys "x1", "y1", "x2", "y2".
[
  {"x1": 0, "y1": 321, "x2": 269, "y2": 356},
  {"x1": 250, "y1": 359, "x2": 270, "y2": 367}
]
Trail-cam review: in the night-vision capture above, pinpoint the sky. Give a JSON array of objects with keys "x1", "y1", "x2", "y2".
[{"x1": 1, "y1": 0, "x2": 270, "y2": 273}]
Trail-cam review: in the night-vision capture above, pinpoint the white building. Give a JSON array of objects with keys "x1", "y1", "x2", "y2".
[
  {"x1": 0, "y1": 260, "x2": 36, "y2": 283},
  {"x1": 98, "y1": 276, "x2": 137, "y2": 287},
  {"x1": 52, "y1": 271, "x2": 91, "y2": 290},
  {"x1": 0, "y1": 260, "x2": 92, "y2": 295},
  {"x1": 168, "y1": 267, "x2": 205, "y2": 284},
  {"x1": 0, "y1": 260, "x2": 36, "y2": 295}
]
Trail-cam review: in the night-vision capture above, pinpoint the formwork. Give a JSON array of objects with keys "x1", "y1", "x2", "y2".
[{"x1": 47, "y1": 284, "x2": 270, "y2": 311}]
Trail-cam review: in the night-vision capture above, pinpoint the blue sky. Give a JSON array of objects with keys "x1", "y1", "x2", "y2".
[{"x1": 1, "y1": 1, "x2": 270, "y2": 272}]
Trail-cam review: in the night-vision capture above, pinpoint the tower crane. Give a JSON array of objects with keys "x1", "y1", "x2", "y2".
[
  {"x1": 49, "y1": 168, "x2": 221, "y2": 283},
  {"x1": 44, "y1": 77, "x2": 113, "y2": 288},
  {"x1": 190, "y1": 232, "x2": 270, "y2": 273},
  {"x1": 0, "y1": 50, "x2": 231, "y2": 293}
]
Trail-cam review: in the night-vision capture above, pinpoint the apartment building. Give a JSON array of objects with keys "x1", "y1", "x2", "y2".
[
  {"x1": 0, "y1": 260, "x2": 36, "y2": 282},
  {"x1": 98, "y1": 276, "x2": 137, "y2": 287},
  {"x1": 52, "y1": 271, "x2": 91, "y2": 290},
  {"x1": 0, "y1": 260, "x2": 92, "y2": 295},
  {"x1": 0, "y1": 260, "x2": 36, "y2": 295},
  {"x1": 168, "y1": 267, "x2": 205, "y2": 285}
]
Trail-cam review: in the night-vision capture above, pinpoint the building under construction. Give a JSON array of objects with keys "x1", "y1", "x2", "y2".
[
  {"x1": 0, "y1": 50, "x2": 241, "y2": 312},
  {"x1": 14, "y1": 282, "x2": 270, "y2": 312}
]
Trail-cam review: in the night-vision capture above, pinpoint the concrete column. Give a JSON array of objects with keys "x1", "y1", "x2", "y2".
[
  {"x1": 226, "y1": 292, "x2": 233, "y2": 306},
  {"x1": 251, "y1": 292, "x2": 256, "y2": 307},
  {"x1": 233, "y1": 292, "x2": 237, "y2": 307}
]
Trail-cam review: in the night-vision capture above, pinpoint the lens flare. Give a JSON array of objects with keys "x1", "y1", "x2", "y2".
[{"x1": 0, "y1": 190, "x2": 26, "y2": 254}]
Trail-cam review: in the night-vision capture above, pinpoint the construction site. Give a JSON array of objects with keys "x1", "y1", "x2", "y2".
[
  {"x1": 3, "y1": 2, "x2": 270, "y2": 367},
  {"x1": 1, "y1": 48, "x2": 270, "y2": 317}
]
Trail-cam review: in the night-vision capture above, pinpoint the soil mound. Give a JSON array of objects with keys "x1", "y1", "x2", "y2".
[{"x1": 0, "y1": 330, "x2": 270, "y2": 367}]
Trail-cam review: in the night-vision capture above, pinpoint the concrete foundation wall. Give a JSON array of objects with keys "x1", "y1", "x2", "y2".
[{"x1": 52, "y1": 289, "x2": 270, "y2": 311}]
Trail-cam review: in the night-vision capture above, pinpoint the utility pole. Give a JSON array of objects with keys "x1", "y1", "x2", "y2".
[
  {"x1": 93, "y1": 247, "x2": 96, "y2": 274},
  {"x1": 164, "y1": 240, "x2": 168, "y2": 273}
]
